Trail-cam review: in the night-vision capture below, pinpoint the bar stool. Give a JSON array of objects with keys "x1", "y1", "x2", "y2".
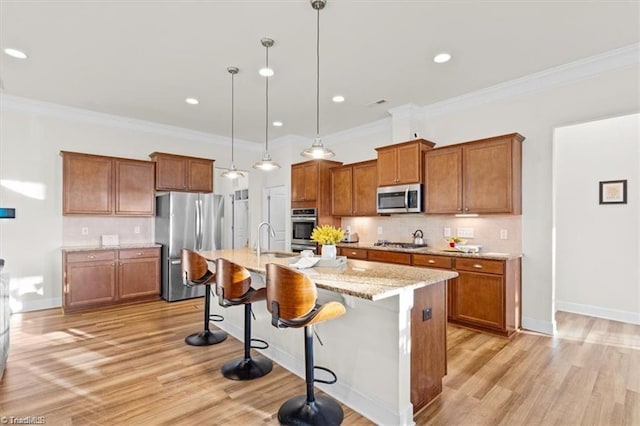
[
  {"x1": 181, "y1": 249, "x2": 227, "y2": 346},
  {"x1": 215, "y1": 258, "x2": 273, "y2": 380},
  {"x1": 265, "y1": 263, "x2": 346, "y2": 426}
]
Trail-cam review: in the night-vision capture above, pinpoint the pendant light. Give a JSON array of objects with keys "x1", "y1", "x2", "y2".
[
  {"x1": 221, "y1": 66, "x2": 245, "y2": 179},
  {"x1": 253, "y1": 38, "x2": 281, "y2": 171},
  {"x1": 301, "y1": 0, "x2": 335, "y2": 159}
]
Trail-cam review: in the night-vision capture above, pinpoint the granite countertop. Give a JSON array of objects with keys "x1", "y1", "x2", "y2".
[
  {"x1": 61, "y1": 243, "x2": 162, "y2": 252},
  {"x1": 337, "y1": 242, "x2": 522, "y2": 260},
  {"x1": 199, "y1": 248, "x2": 458, "y2": 302}
]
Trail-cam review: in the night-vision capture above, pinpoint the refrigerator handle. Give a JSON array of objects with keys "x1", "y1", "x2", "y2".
[{"x1": 195, "y1": 199, "x2": 202, "y2": 251}]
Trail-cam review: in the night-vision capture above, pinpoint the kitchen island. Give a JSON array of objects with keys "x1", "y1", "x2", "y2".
[{"x1": 199, "y1": 248, "x2": 458, "y2": 425}]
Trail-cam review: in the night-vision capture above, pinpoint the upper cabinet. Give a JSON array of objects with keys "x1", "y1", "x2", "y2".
[
  {"x1": 291, "y1": 159, "x2": 342, "y2": 225},
  {"x1": 424, "y1": 133, "x2": 524, "y2": 214},
  {"x1": 62, "y1": 152, "x2": 155, "y2": 216},
  {"x1": 375, "y1": 139, "x2": 436, "y2": 186},
  {"x1": 331, "y1": 160, "x2": 377, "y2": 217},
  {"x1": 149, "y1": 152, "x2": 214, "y2": 193}
]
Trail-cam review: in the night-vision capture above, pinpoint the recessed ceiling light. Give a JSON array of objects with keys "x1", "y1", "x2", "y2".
[
  {"x1": 259, "y1": 67, "x2": 274, "y2": 77},
  {"x1": 185, "y1": 98, "x2": 199, "y2": 105},
  {"x1": 433, "y1": 53, "x2": 451, "y2": 64},
  {"x1": 332, "y1": 95, "x2": 345, "y2": 103},
  {"x1": 272, "y1": 121, "x2": 283, "y2": 127},
  {"x1": 4, "y1": 48, "x2": 28, "y2": 59}
]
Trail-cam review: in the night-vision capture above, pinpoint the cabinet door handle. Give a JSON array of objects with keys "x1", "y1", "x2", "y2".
[
  {"x1": 473, "y1": 264, "x2": 483, "y2": 269},
  {"x1": 428, "y1": 260, "x2": 435, "y2": 264}
]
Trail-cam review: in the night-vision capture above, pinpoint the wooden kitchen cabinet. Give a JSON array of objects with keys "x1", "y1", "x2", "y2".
[
  {"x1": 63, "y1": 247, "x2": 161, "y2": 313},
  {"x1": 413, "y1": 253, "x2": 521, "y2": 337},
  {"x1": 117, "y1": 248, "x2": 161, "y2": 300},
  {"x1": 375, "y1": 139, "x2": 435, "y2": 187},
  {"x1": 149, "y1": 152, "x2": 214, "y2": 192},
  {"x1": 338, "y1": 247, "x2": 368, "y2": 260},
  {"x1": 331, "y1": 160, "x2": 377, "y2": 217},
  {"x1": 291, "y1": 159, "x2": 342, "y2": 227},
  {"x1": 62, "y1": 152, "x2": 155, "y2": 216},
  {"x1": 368, "y1": 250, "x2": 412, "y2": 265},
  {"x1": 64, "y1": 251, "x2": 117, "y2": 311},
  {"x1": 424, "y1": 133, "x2": 524, "y2": 214}
]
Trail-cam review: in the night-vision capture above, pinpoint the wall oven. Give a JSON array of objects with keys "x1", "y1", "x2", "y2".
[{"x1": 291, "y1": 208, "x2": 318, "y2": 253}]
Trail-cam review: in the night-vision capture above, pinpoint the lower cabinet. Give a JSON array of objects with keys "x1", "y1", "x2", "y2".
[
  {"x1": 413, "y1": 253, "x2": 521, "y2": 337},
  {"x1": 63, "y1": 247, "x2": 160, "y2": 313}
]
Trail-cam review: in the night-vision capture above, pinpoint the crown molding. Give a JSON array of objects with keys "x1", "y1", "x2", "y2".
[
  {"x1": 0, "y1": 94, "x2": 262, "y2": 151},
  {"x1": 422, "y1": 43, "x2": 640, "y2": 118}
]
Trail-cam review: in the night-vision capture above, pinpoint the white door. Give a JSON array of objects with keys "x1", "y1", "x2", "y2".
[
  {"x1": 233, "y1": 189, "x2": 249, "y2": 249},
  {"x1": 262, "y1": 185, "x2": 286, "y2": 250}
]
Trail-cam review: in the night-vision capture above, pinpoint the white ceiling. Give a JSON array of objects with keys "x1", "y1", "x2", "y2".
[{"x1": 1, "y1": 1, "x2": 639, "y2": 144}]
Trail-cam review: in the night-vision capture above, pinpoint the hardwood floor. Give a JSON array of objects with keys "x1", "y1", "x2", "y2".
[{"x1": 1, "y1": 301, "x2": 638, "y2": 425}]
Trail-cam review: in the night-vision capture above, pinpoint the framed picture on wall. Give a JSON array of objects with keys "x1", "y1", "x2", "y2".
[{"x1": 599, "y1": 180, "x2": 627, "y2": 204}]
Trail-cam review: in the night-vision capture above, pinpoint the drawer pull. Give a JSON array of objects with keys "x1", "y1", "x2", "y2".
[
  {"x1": 137, "y1": 252, "x2": 143, "y2": 256},
  {"x1": 351, "y1": 251, "x2": 357, "y2": 255},
  {"x1": 428, "y1": 260, "x2": 435, "y2": 264},
  {"x1": 473, "y1": 264, "x2": 483, "y2": 269},
  {"x1": 88, "y1": 255, "x2": 95, "y2": 259}
]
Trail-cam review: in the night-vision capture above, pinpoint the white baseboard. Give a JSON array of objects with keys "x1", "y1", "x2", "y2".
[
  {"x1": 12, "y1": 297, "x2": 61, "y2": 313},
  {"x1": 522, "y1": 316, "x2": 556, "y2": 335},
  {"x1": 556, "y1": 301, "x2": 640, "y2": 325}
]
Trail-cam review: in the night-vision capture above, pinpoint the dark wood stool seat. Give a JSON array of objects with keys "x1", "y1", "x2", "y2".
[
  {"x1": 181, "y1": 249, "x2": 227, "y2": 346},
  {"x1": 265, "y1": 263, "x2": 346, "y2": 426},
  {"x1": 216, "y1": 258, "x2": 273, "y2": 380}
]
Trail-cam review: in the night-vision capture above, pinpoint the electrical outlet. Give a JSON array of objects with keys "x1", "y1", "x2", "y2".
[
  {"x1": 443, "y1": 227, "x2": 451, "y2": 237},
  {"x1": 500, "y1": 229, "x2": 508, "y2": 240},
  {"x1": 422, "y1": 307, "x2": 432, "y2": 321},
  {"x1": 346, "y1": 225, "x2": 351, "y2": 233},
  {"x1": 134, "y1": 226, "x2": 141, "y2": 234},
  {"x1": 457, "y1": 227, "x2": 474, "y2": 238},
  {"x1": 81, "y1": 227, "x2": 89, "y2": 235},
  {"x1": 377, "y1": 226, "x2": 383, "y2": 235}
]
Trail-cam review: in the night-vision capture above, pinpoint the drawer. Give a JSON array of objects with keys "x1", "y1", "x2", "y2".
[
  {"x1": 66, "y1": 251, "x2": 115, "y2": 263},
  {"x1": 340, "y1": 248, "x2": 368, "y2": 260},
  {"x1": 368, "y1": 250, "x2": 411, "y2": 265},
  {"x1": 412, "y1": 254, "x2": 452, "y2": 269},
  {"x1": 454, "y1": 258, "x2": 504, "y2": 275},
  {"x1": 118, "y1": 247, "x2": 160, "y2": 259}
]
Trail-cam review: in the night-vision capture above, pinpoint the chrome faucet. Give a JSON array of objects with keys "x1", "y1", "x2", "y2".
[{"x1": 256, "y1": 222, "x2": 276, "y2": 257}]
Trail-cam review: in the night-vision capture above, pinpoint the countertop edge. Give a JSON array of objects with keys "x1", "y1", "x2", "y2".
[
  {"x1": 337, "y1": 242, "x2": 522, "y2": 260},
  {"x1": 61, "y1": 243, "x2": 162, "y2": 252}
]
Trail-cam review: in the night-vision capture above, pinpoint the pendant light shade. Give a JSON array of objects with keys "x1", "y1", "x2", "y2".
[
  {"x1": 222, "y1": 66, "x2": 246, "y2": 180},
  {"x1": 301, "y1": 0, "x2": 335, "y2": 159},
  {"x1": 253, "y1": 38, "x2": 281, "y2": 171}
]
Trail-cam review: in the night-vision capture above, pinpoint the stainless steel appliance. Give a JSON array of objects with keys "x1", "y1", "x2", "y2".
[
  {"x1": 155, "y1": 192, "x2": 224, "y2": 301},
  {"x1": 376, "y1": 183, "x2": 422, "y2": 214},
  {"x1": 291, "y1": 208, "x2": 318, "y2": 253}
]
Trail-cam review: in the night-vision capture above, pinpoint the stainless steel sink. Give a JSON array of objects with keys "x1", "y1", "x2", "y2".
[{"x1": 260, "y1": 251, "x2": 297, "y2": 258}]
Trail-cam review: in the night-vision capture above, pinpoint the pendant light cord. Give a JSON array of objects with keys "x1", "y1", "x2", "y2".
[
  {"x1": 265, "y1": 43, "x2": 270, "y2": 152},
  {"x1": 316, "y1": 6, "x2": 320, "y2": 138},
  {"x1": 231, "y1": 69, "x2": 235, "y2": 164}
]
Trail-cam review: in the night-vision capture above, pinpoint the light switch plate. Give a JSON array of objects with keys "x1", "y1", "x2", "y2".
[
  {"x1": 500, "y1": 229, "x2": 508, "y2": 240},
  {"x1": 443, "y1": 227, "x2": 451, "y2": 237},
  {"x1": 457, "y1": 227, "x2": 474, "y2": 238}
]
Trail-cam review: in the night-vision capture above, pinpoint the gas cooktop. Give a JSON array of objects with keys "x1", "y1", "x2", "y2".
[{"x1": 373, "y1": 241, "x2": 429, "y2": 249}]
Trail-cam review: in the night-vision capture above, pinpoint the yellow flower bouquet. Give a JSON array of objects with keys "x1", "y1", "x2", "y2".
[{"x1": 310, "y1": 224, "x2": 345, "y2": 245}]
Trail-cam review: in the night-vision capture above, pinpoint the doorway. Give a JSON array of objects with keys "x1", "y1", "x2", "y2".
[{"x1": 262, "y1": 185, "x2": 286, "y2": 250}]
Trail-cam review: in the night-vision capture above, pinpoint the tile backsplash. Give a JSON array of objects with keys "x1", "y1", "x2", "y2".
[
  {"x1": 63, "y1": 217, "x2": 153, "y2": 246},
  {"x1": 341, "y1": 214, "x2": 522, "y2": 254}
]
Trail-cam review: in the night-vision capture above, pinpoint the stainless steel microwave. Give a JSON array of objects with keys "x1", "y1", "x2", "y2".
[{"x1": 376, "y1": 183, "x2": 422, "y2": 214}]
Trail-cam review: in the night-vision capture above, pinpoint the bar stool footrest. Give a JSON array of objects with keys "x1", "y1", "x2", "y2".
[
  {"x1": 250, "y1": 337, "x2": 269, "y2": 350},
  {"x1": 313, "y1": 365, "x2": 337, "y2": 384},
  {"x1": 185, "y1": 329, "x2": 227, "y2": 346},
  {"x1": 209, "y1": 314, "x2": 224, "y2": 323},
  {"x1": 278, "y1": 395, "x2": 344, "y2": 426}
]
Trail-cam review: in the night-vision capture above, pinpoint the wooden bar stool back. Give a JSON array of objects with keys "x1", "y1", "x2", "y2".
[
  {"x1": 265, "y1": 263, "x2": 346, "y2": 426},
  {"x1": 215, "y1": 258, "x2": 273, "y2": 380},
  {"x1": 181, "y1": 249, "x2": 227, "y2": 346}
]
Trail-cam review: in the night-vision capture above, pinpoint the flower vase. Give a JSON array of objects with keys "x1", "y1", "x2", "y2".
[{"x1": 321, "y1": 244, "x2": 337, "y2": 260}]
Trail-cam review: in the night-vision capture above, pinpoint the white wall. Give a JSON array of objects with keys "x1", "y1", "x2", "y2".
[{"x1": 554, "y1": 113, "x2": 639, "y2": 324}]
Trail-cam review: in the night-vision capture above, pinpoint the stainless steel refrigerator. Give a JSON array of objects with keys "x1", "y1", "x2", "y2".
[{"x1": 155, "y1": 192, "x2": 224, "y2": 301}]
